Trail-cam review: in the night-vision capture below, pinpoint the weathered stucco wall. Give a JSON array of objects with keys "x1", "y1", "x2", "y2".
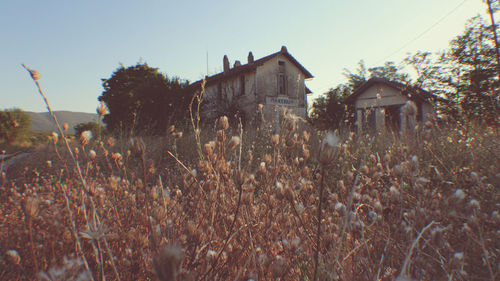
[
  {"x1": 256, "y1": 54, "x2": 308, "y2": 122},
  {"x1": 201, "y1": 53, "x2": 309, "y2": 124},
  {"x1": 354, "y1": 84, "x2": 408, "y2": 109},
  {"x1": 201, "y1": 71, "x2": 257, "y2": 119}
]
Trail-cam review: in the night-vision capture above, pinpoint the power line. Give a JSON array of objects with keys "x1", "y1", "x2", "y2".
[{"x1": 376, "y1": 0, "x2": 469, "y2": 64}]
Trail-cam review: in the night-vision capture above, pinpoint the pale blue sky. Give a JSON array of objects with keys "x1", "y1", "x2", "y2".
[{"x1": 0, "y1": 0, "x2": 489, "y2": 113}]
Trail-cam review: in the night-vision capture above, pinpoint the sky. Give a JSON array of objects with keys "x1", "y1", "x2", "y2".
[{"x1": 0, "y1": 0, "x2": 490, "y2": 113}]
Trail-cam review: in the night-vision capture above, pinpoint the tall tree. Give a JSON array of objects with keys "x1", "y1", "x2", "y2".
[
  {"x1": 309, "y1": 85, "x2": 352, "y2": 130},
  {"x1": 484, "y1": 0, "x2": 500, "y2": 80},
  {"x1": 98, "y1": 63, "x2": 189, "y2": 135},
  {"x1": 406, "y1": 16, "x2": 499, "y2": 123}
]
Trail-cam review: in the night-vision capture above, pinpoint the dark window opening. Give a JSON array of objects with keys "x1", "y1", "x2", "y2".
[
  {"x1": 217, "y1": 83, "x2": 222, "y2": 104},
  {"x1": 240, "y1": 75, "x2": 245, "y2": 96},
  {"x1": 385, "y1": 105, "x2": 401, "y2": 132},
  {"x1": 278, "y1": 61, "x2": 285, "y2": 73},
  {"x1": 361, "y1": 109, "x2": 376, "y2": 132},
  {"x1": 416, "y1": 101, "x2": 423, "y2": 122},
  {"x1": 278, "y1": 73, "x2": 286, "y2": 96}
]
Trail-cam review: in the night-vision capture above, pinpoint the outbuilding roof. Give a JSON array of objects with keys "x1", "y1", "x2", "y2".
[{"x1": 344, "y1": 77, "x2": 446, "y2": 104}]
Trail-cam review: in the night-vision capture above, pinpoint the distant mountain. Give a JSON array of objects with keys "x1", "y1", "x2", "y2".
[{"x1": 27, "y1": 111, "x2": 98, "y2": 134}]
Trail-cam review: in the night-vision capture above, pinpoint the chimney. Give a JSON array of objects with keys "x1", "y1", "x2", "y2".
[
  {"x1": 223, "y1": 55, "x2": 230, "y2": 72},
  {"x1": 248, "y1": 51, "x2": 254, "y2": 64},
  {"x1": 280, "y1": 45, "x2": 287, "y2": 53},
  {"x1": 234, "y1": 60, "x2": 241, "y2": 68}
]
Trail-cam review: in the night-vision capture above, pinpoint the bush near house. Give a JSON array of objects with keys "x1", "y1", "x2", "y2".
[
  {"x1": 0, "y1": 108, "x2": 31, "y2": 145},
  {"x1": 73, "y1": 121, "x2": 106, "y2": 139}
]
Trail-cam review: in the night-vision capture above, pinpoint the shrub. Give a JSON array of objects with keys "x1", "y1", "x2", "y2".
[{"x1": 0, "y1": 108, "x2": 31, "y2": 145}]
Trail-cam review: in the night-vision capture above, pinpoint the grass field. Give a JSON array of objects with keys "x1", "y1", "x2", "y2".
[{"x1": 1, "y1": 109, "x2": 498, "y2": 280}]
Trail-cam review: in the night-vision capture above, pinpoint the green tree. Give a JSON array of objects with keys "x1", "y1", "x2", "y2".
[
  {"x1": 98, "y1": 63, "x2": 190, "y2": 135},
  {"x1": 309, "y1": 85, "x2": 352, "y2": 130},
  {"x1": 405, "y1": 16, "x2": 499, "y2": 124},
  {"x1": 0, "y1": 108, "x2": 31, "y2": 144},
  {"x1": 74, "y1": 121, "x2": 102, "y2": 139}
]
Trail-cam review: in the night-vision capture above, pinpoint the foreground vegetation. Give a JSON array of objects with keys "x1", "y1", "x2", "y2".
[{"x1": 1, "y1": 107, "x2": 498, "y2": 280}]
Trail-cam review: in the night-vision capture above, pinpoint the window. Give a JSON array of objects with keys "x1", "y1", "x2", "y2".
[
  {"x1": 384, "y1": 105, "x2": 401, "y2": 132},
  {"x1": 278, "y1": 61, "x2": 286, "y2": 96},
  {"x1": 278, "y1": 74, "x2": 286, "y2": 96},
  {"x1": 240, "y1": 75, "x2": 245, "y2": 96},
  {"x1": 416, "y1": 101, "x2": 423, "y2": 121},
  {"x1": 217, "y1": 83, "x2": 222, "y2": 104},
  {"x1": 361, "y1": 108, "x2": 376, "y2": 132},
  {"x1": 278, "y1": 61, "x2": 285, "y2": 73}
]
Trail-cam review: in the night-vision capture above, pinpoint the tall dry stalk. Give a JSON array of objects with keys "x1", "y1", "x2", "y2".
[{"x1": 22, "y1": 64, "x2": 120, "y2": 281}]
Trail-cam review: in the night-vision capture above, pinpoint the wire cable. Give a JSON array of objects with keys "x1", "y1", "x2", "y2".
[{"x1": 376, "y1": 0, "x2": 469, "y2": 64}]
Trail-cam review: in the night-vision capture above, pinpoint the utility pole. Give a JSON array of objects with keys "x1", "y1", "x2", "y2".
[{"x1": 485, "y1": 0, "x2": 500, "y2": 81}]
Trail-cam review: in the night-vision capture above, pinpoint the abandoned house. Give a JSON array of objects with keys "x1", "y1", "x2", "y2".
[
  {"x1": 190, "y1": 46, "x2": 313, "y2": 126},
  {"x1": 344, "y1": 77, "x2": 444, "y2": 133}
]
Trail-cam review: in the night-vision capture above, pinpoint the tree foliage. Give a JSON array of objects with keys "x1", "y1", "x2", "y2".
[
  {"x1": 309, "y1": 85, "x2": 352, "y2": 130},
  {"x1": 98, "y1": 63, "x2": 190, "y2": 135},
  {"x1": 0, "y1": 108, "x2": 31, "y2": 144},
  {"x1": 406, "y1": 16, "x2": 499, "y2": 124},
  {"x1": 74, "y1": 121, "x2": 102, "y2": 138}
]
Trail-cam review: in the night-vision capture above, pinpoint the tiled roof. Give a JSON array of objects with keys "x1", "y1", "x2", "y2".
[
  {"x1": 190, "y1": 46, "x2": 313, "y2": 89},
  {"x1": 344, "y1": 77, "x2": 447, "y2": 104}
]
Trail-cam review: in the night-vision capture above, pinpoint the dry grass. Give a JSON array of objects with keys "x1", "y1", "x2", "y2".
[
  {"x1": 1, "y1": 68, "x2": 499, "y2": 280},
  {"x1": 1, "y1": 112, "x2": 498, "y2": 281}
]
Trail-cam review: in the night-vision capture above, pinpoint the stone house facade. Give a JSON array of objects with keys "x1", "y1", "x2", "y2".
[{"x1": 190, "y1": 46, "x2": 313, "y2": 126}]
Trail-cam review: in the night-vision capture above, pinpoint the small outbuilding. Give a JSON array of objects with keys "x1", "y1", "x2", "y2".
[{"x1": 344, "y1": 77, "x2": 444, "y2": 133}]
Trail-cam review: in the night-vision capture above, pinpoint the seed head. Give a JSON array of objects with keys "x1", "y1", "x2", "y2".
[
  {"x1": 453, "y1": 252, "x2": 464, "y2": 260},
  {"x1": 80, "y1": 130, "x2": 92, "y2": 146},
  {"x1": 302, "y1": 130, "x2": 311, "y2": 142},
  {"x1": 271, "y1": 134, "x2": 280, "y2": 146},
  {"x1": 206, "y1": 249, "x2": 217, "y2": 261},
  {"x1": 468, "y1": 199, "x2": 480, "y2": 210},
  {"x1": 130, "y1": 137, "x2": 146, "y2": 159},
  {"x1": 469, "y1": 172, "x2": 480, "y2": 184},
  {"x1": 29, "y1": 69, "x2": 41, "y2": 81},
  {"x1": 318, "y1": 131, "x2": 340, "y2": 166},
  {"x1": 89, "y1": 150, "x2": 96, "y2": 160},
  {"x1": 218, "y1": 115, "x2": 229, "y2": 130},
  {"x1": 271, "y1": 255, "x2": 286, "y2": 278},
  {"x1": 402, "y1": 100, "x2": 417, "y2": 116},
  {"x1": 453, "y1": 189, "x2": 466, "y2": 201},
  {"x1": 259, "y1": 162, "x2": 266, "y2": 174},
  {"x1": 23, "y1": 196, "x2": 40, "y2": 219},
  {"x1": 6, "y1": 250, "x2": 21, "y2": 264},
  {"x1": 153, "y1": 245, "x2": 183, "y2": 281},
  {"x1": 228, "y1": 136, "x2": 240, "y2": 150},
  {"x1": 51, "y1": 132, "x2": 59, "y2": 143},
  {"x1": 203, "y1": 142, "x2": 214, "y2": 156},
  {"x1": 96, "y1": 102, "x2": 108, "y2": 117},
  {"x1": 111, "y1": 152, "x2": 122, "y2": 162}
]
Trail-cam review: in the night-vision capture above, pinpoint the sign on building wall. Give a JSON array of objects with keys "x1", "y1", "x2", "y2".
[{"x1": 266, "y1": 96, "x2": 298, "y2": 107}]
